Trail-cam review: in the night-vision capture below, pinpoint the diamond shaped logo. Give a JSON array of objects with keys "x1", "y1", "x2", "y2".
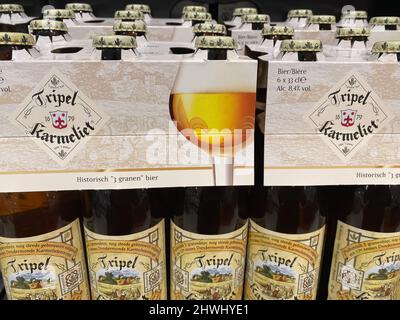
[
  {"x1": 13, "y1": 69, "x2": 109, "y2": 165},
  {"x1": 306, "y1": 71, "x2": 393, "y2": 160}
]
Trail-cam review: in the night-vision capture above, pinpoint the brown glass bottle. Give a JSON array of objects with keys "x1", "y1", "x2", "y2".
[
  {"x1": 0, "y1": 191, "x2": 90, "y2": 300},
  {"x1": 82, "y1": 189, "x2": 168, "y2": 300},
  {"x1": 245, "y1": 186, "x2": 326, "y2": 300},
  {"x1": 320, "y1": 185, "x2": 400, "y2": 300},
  {"x1": 170, "y1": 186, "x2": 249, "y2": 300}
]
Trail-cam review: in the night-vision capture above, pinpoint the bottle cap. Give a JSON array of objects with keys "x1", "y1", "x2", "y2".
[
  {"x1": 262, "y1": 25, "x2": 294, "y2": 36},
  {"x1": 182, "y1": 6, "x2": 207, "y2": 14},
  {"x1": 336, "y1": 27, "x2": 370, "y2": 38},
  {"x1": 193, "y1": 23, "x2": 226, "y2": 36},
  {"x1": 183, "y1": 12, "x2": 212, "y2": 22},
  {"x1": 372, "y1": 41, "x2": 400, "y2": 54},
  {"x1": 308, "y1": 15, "x2": 336, "y2": 24},
  {"x1": 369, "y1": 16, "x2": 400, "y2": 26},
  {"x1": 241, "y1": 14, "x2": 270, "y2": 24},
  {"x1": 113, "y1": 20, "x2": 147, "y2": 34},
  {"x1": 43, "y1": 9, "x2": 76, "y2": 20},
  {"x1": 232, "y1": 8, "x2": 258, "y2": 17},
  {"x1": 0, "y1": 4, "x2": 24, "y2": 13},
  {"x1": 0, "y1": 32, "x2": 34, "y2": 47},
  {"x1": 114, "y1": 10, "x2": 144, "y2": 21},
  {"x1": 125, "y1": 4, "x2": 151, "y2": 14},
  {"x1": 287, "y1": 9, "x2": 313, "y2": 18},
  {"x1": 280, "y1": 39, "x2": 322, "y2": 52},
  {"x1": 93, "y1": 35, "x2": 137, "y2": 49},
  {"x1": 195, "y1": 36, "x2": 236, "y2": 50},
  {"x1": 30, "y1": 19, "x2": 68, "y2": 32},
  {"x1": 341, "y1": 11, "x2": 368, "y2": 20},
  {"x1": 65, "y1": 3, "x2": 93, "y2": 13}
]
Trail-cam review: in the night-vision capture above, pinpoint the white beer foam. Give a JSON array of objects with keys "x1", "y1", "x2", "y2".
[{"x1": 172, "y1": 60, "x2": 257, "y2": 93}]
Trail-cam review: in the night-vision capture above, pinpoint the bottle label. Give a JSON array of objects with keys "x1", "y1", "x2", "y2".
[
  {"x1": 84, "y1": 219, "x2": 167, "y2": 300},
  {"x1": 170, "y1": 221, "x2": 248, "y2": 300},
  {"x1": 328, "y1": 221, "x2": 400, "y2": 300},
  {"x1": 0, "y1": 219, "x2": 90, "y2": 300},
  {"x1": 244, "y1": 220, "x2": 325, "y2": 300}
]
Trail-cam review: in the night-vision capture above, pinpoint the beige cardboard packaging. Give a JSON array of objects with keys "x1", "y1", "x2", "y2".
[
  {"x1": 0, "y1": 35, "x2": 256, "y2": 192},
  {"x1": 263, "y1": 39, "x2": 400, "y2": 186}
]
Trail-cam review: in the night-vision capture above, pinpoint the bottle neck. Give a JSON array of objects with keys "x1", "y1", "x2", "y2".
[
  {"x1": 297, "y1": 51, "x2": 318, "y2": 61},
  {"x1": 207, "y1": 48, "x2": 228, "y2": 60},
  {"x1": 191, "y1": 20, "x2": 204, "y2": 26},
  {"x1": 115, "y1": 31, "x2": 145, "y2": 37},
  {"x1": 0, "y1": 47, "x2": 13, "y2": 60},
  {"x1": 318, "y1": 23, "x2": 332, "y2": 30},
  {"x1": 32, "y1": 29, "x2": 65, "y2": 39},
  {"x1": 385, "y1": 25, "x2": 397, "y2": 30},
  {"x1": 101, "y1": 48, "x2": 122, "y2": 60},
  {"x1": 264, "y1": 35, "x2": 293, "y2": 41},
  {"x1": 251, "y1": 22, "x2": 264, "y2": 30}
]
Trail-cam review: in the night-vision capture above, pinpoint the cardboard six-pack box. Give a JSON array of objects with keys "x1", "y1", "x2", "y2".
[
  {"x1": 0, "y1": 54, "x2": 256, "y2": 192},
  {"x1": 263, "y1": 59, "x2": 400, "y2": 185}
]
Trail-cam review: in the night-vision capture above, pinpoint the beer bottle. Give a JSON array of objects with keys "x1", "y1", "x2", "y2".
[
  {"x1": 83, "y1": 189, "x2": 167, "y2": 300},
  {"x1": 321, "y1": 186, "x2": 400, "y2": 300},
  {"x1": 29, "y1": 20, "x2": 70, "y2": 44},
  {"x1": 83, "y1": 38, "x2": 167, "y2": 300},
  {"x1": 0, "y1": 192, "x2": 90, "y2": 300},
  {"x1": 92, "y1": 34, "x2": 137, "y2": 61},
  {"x1": 170, "y1": 187, "x2": 249, "y2": 300},
  {"x1": 245, "y1": 41, "x2": 326, "y2": 300},
  {"x1": 0, "y1": 32, "x2": 35, "y2": 60}
]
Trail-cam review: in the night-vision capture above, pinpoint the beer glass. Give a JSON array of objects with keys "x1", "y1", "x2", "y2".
[{"x1": 169, "y1": 36, "x2": 256, "y2": 185}]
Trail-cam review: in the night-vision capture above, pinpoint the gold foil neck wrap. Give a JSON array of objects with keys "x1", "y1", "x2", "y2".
[
  {"x1": 93, "y1": 35, "x2": 137, "y2": 49},
  {"x1": 341, "y1": 10, "x2": 368, "y2": 20},
  {"x1": 182, "y1": 5, "x2": 207, "y2": 14},
  {"x1": 233, "y1": 7, "x2": 258, "y2": 17},
  {"x1": 262, "y1": 25, "x2": 294, "y2": 36},
  {"x1": 372, "y1": 41, "x2": 400, "y2": 54},
  {"x1": 241, "y1": 14, "x2": 270, "y2": 24},
  {"x1": 125, "y1": 4, "x2": 151, "y2": 14},
  {"x1": 114, "y1": 10, "x2": 144, "y2": 21},
  {"x1": 369, "y1": 16, "x2": 400, "y2": 26},
  {"x1": 287, "y1": 9, "x2": 313, "y2": 18},
  {"x1": 280, "y1": 39, "x2": 322, "y2": 52},
  {"x1": 43, "y1": 9, "x2": 76, "y2": 19},
  {"x1": 65, "y1": 3, "x2": 93, "y2": 12},
  {"x1": 30, "y1": 19, "x2": 68, "y2": 32},
  {"x1": 308, "y1": 15, "x2": 336, "y2": 24},
  {"x1": 193, "y1": 23, "x2": 227, "y2": 35},
  {"x1": 183, "y1": 12, "x2": 212, "y2": 22},
  {"x1": 195, "y1": 36, "x2": 236, "y2": 50},
  {"x1": 0, "y1": 4, "x2": 24, "y2": 13},
  {"x1": 336, "y1": 27, "x2": 370, "y2": 38},
  {"x1": 0, "y1": 32, "x2": 34, "y2": 46},
  {"x1": 113, "y1": 20, "x2": 147, "y2": 33}
]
